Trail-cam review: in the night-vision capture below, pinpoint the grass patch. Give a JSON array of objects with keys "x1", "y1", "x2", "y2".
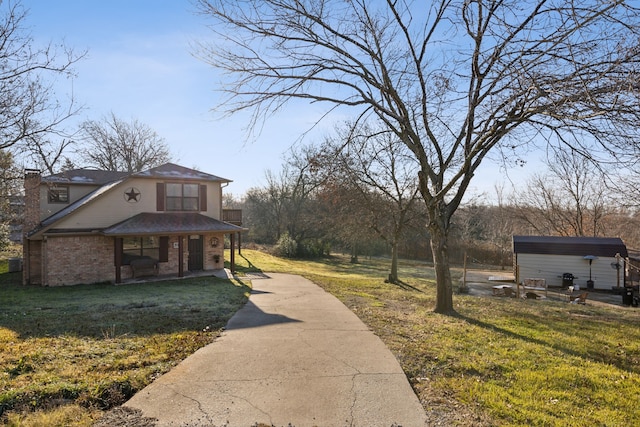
[
  {"x1": 0, "y1": 262, "x2": 249, "y2": 425},
  {"x1": 3, "y1": 249, "x2": 639, "y2": 425},
  {"x1": 231, "y1": 250, "x2": 640, "y2": 426}
]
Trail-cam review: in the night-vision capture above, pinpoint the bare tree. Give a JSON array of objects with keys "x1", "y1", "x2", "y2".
[
  {"x1": 516, "y1": 150, "x2": 613, "y2": 237},
  {"x1": 244, "y1": 148, "x2": 324, "y2": 248},
  {"x1": 22, "y1": 135, "x2": 75, "y2": 174},
  {"x1": 196, "y1": 0, "x2": 640, "y2": 313},
  {"x1": 316, "y1": 122, "x2": 421, "y2": 283},
  {"x1": 0, "y1": 1, "x2": 83, "y2": 151},
  {"x1": 244, "y1": 169, "x2": 292, "y2": 244},
  {"x1": 613, "y1": 159, "x2": 640, "y2": 217},
  {"x1": 452, "y1": 197, "x2": 517, "y2": 268},
  {"x1": 0, "y1": 150, "x2": 21, "y2": 248},
  {"x1": 78, "y1": 112, "x2": 171, "y2": 172}
]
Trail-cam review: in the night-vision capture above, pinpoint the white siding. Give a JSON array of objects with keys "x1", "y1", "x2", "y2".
[{"x1": 516, "y1": 253, "x2": 621, "y2": 290}]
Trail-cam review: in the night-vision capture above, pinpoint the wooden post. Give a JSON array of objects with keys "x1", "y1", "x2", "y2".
[
  {"x1": 114, "y1": 237, "x2": 122, "y2": 284},
  {"x1": 616, "y1": 252, "x2": 621, "y2": 289},
  {"x1": 230, "y1": 233, "x2": 236, "y2": 273},
  {"x1": 516, "y1": 265, "x2": 521, "y2": 298},
  {"x1": 462, "y1": 252, "x2": 467, "y2": 291}
]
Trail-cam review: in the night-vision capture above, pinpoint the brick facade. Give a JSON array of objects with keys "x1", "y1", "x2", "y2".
[
  {"x1": 44, "y1": 235, "x2": 114, "y2": 286},
  {"x1": 31, "y1": 233, "x2": 227, "y2": 286},
  {"x1": 159, "y1": 236, "x2": 184, "y2": 276},
  {"x1": 23, "y1": 170, "x2": 41, "y2": 232},
  {"x1": 203, "y1": 234, "x2": 225, "y2": 270},
  {"x1": 23, "y1": 170, "x2": 42, "y2": 285}
]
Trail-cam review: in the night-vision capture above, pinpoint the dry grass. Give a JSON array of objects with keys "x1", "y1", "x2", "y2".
[
  {"x1": 232, "y1": 250, "x2": 640, "y2": 426},
  {"x1": 0, "y1": 259, "x2": 249, "y2": 426},
  {"x1": 3, "y1": 248, "x2": 639, "y2": 426}
]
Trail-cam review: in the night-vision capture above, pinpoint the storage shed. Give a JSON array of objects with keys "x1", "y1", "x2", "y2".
[{"x1": 513, "y1": 236, "x2": 628, "y2": 290}]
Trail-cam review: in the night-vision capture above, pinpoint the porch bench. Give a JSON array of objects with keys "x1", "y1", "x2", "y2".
[
  {"x1": 492, "y1": 285, "x2": 514, "y2": 296},
  {"x1": 518, "y1": 278, "x2": 547, "y2": 298},
  {"x1": 130, "y1": 257, "x2": 159, "y2": 278}
]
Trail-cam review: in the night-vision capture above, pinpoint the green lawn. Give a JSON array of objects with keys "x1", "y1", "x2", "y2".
[
  {"x1": 232, "y1": 250, "x2": 640, "y2": 426},
  {"x1": 0, "y1": 258, "x2": 250, "y2": 426},
  {"x1": 1, "y1": 250, "x2": 639, "y2": 426}
]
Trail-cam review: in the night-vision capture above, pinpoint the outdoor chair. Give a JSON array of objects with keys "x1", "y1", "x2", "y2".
[{"x1": 570, "y1": 292, "x2": 588, "y2": 305}]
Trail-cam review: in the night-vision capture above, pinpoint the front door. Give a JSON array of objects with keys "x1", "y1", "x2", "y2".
[{"x1": 188, "y1": 235, "x2": 203, "y2": 271}]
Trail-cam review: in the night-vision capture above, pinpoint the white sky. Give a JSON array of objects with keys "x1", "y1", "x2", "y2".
[{"x1": 23, "y1": 0, "x2": 535, "y2": 200}]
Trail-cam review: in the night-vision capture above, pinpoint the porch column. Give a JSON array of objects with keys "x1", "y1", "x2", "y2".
[
  {"x1": 178, "y1": 235, "x2": 184, "y2": 277},
  {"x1": 114, "y1": 237, "x2": 123, "y2": 284},
  {"x1": 230, "y1": 232, "x2": 236, "y2": 273}
]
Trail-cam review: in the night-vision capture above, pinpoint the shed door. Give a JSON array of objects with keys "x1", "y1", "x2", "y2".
[{"x1": 188, "y1": 235, "x2": 203, "y2": 271}]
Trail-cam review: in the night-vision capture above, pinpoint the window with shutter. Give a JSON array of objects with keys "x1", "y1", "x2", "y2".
[{"x1": 164, "y1": 182, "x2": 200, "y2": 211}]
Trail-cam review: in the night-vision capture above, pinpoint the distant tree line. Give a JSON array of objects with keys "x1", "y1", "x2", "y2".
[{"x1": 228, "y1": 143, "x2": 640, "y2": 281}]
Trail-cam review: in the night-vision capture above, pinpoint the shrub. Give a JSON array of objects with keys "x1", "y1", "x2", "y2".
[
  {"x1": 299, "y1": 239, "x2": 331, "y2": 258},
  {"x1": 274, "y1": 234, "x2": 331, "y2": 258},
  {"x1": 274, "y1": 233, "x2": 298, "y2": 258}
]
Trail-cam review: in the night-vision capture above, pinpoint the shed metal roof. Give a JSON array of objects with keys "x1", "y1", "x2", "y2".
[{"x1": 513, "y1": 235, "x2": 628, "y2": 257}]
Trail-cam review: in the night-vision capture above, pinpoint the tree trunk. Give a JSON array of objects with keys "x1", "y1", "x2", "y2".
[
  {"x1": 429, "y1": 222, "x2": 454, "y2": 314},
  {"x1": 389, "y1": 241, "x2": 399, "y2": 283},
  {"x1": 350, "y1": 241, "x2": 359, "y2": 263}
]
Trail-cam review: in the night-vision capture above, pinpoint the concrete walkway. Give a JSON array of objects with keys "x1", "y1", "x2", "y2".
[{"x1": 125, "y1": 273, "x2": 427, "y2": 427}]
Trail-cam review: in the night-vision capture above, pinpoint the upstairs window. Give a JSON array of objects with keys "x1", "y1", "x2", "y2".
[
  {"x1": 166, "y1": 183, "x2": 199, "y2": 211},
  {"x1": 157, "y1": 182, "x2": 207, "y2": 212},
  {"x1": 48, "y1": 186, "x2": 69, "y2": 203}
]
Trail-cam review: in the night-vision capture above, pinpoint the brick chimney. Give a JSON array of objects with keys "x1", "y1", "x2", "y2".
[{"x1": 23, "y1": 169, "x2": 41, "y2": 235}]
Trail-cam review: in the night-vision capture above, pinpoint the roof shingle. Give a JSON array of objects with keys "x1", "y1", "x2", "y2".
[{"x1": 102, "y1": 212, "x2": 244, "y2": 236}]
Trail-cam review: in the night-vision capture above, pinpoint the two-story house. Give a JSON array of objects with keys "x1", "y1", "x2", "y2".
[{"x1": 22, "y1": 163, "x2": 244, "y2": 286}]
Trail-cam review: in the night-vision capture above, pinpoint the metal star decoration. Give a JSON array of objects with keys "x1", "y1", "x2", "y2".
[{"x1": 124, "y1": 187, "x2": 141, "y2": 202}]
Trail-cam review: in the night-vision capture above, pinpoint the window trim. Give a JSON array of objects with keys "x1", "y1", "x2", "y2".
[
  {"x1": 47, "y1": 185, "x2": 70, "y2": 204},
  {"x1": 166, "y1": 182, "x2": 200, "y2": 211},
  {"x1": 157, "y1": 182, "x2": 207, "y2": 212}
]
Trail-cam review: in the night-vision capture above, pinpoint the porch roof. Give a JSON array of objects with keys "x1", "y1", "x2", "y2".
[{"x1": 102, "y1": 212, "x2": 245, "y2": 236}]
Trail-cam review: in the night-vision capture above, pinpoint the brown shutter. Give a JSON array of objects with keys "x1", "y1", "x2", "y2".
[
  {"x1": 199, "y1": 184, "x2": 207, "y2": 211},
  {"x1": 159, "y1": 236, "x2": 169, "y2": 262},
  {"x1": 156, "y1": 183, "x2": 165, "y2": 211}
]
